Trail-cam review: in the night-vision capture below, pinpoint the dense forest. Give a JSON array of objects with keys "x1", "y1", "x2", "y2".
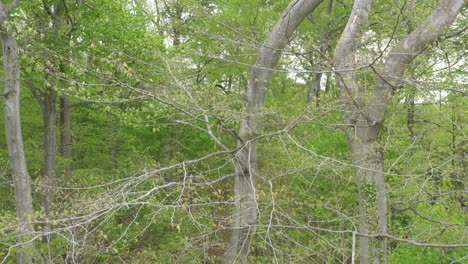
[{"x1": 0, "y1": 0, "x2": 466, "y2": 263}]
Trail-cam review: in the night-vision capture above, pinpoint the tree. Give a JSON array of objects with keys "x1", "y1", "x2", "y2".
[
  {"x1": 333, "y1": 0, "x2": 465, "y2": 263},
  {"x1": 224, "y1": 1, "x2": 324, "y2": 262},
  {"x1": 20, "y1": 1, "x2": 80, "y2": 247},
  {"x1": 0, "y1": 0, "x2": 34, "y2": 263},
  {"x1": 0, "y1": 0, "x2": 466, "y2": 263}
]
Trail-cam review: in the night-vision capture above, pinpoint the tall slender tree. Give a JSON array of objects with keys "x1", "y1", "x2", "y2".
[
  {"x1": 25, "y1": 0, "x2": 77, "y2": 238},
  {"x1": 224, "y1": 0, "x2": 324, "y2": 262},
  {"x1": 333, "y1": 0, "x2": 465, "y2": 263},
  {"x1": 0, "y1": 1, "x2": 34, "y2": 263}
]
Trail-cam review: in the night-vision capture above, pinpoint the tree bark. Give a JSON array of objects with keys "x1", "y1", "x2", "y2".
[
  {"x1": 334, "y1": 0, "x2": 465, "y2": 263},
  {"x1": 39, "y1": 0, "x2": 76, "y2": 217},
  {"x1": 347, "y1": 128, "x2": 388, "y2": 264},
  {"x1": 60, "y1": 96, "x2": 72, "y2": 181},
  {"x1": 42, "y1": 90, "x2": 57, "y2": 228},
  {"x1": 333, "y1": 0, "x2": 385, "y2": 263},
  {"x1": 307, "y1": 72, "x2": 321, "y2": 104},
  {"x1": 224, "y1": 0, "x2": 324, "y2": 263},
  {"x1": 0, "y1": 1, "x2": 35, "y2": 263}
]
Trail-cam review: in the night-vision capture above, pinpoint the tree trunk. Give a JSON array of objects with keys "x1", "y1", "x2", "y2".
[
  {"x1": 346, "y1": 125, "x2": 388, "y2": 264},
  {"x1": 28, "y1": 79, "x2": 59, "y2": 233},
  {"x1": 334, "y1": 0, "x2": 464, "y2": 263},
  {"x1": 332, "y1": 0, "x2": 381, "y2": 262},
  {"x1": 42, "y1": 91, "x2": 57, "y2": 228},
  {"x1": 307, "y1": 72, "x2": 321, "y2": 105},
  {"x1": 50, "y1": 0, "x2": 75, "y2": 183},
  {"x1": 60, "y1": 96, "x2": 72, "y2": 181},
  {"x1": 0, "y1": 2, "x2": 35, "y2": 263},
  {"x1": 224, "y1": 0, "x2": 324, "y2": 263}
]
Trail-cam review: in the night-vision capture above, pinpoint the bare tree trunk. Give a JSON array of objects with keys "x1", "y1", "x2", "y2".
[
  {"x1": 346, "y1": 126, "x2": 388, "y2": 264},
  {"x1": 0, "y1": 2, "x2": 35, "y2": 263},
  {"x1": 58, "y1": 63, "x2": 72, "y2": 184},
  {"x1": 60, "y1": 96, "x2": 72, "y2": 181},
  {"x1": 307, "y1": 72, "x2": 321, "y2": 104},
  {"x1": 332, "y1": 0, "x2": 382, "y2": 262},
  {"x1": 41, "y1": 0, "x2": 76, "y2": 201},
  {"x1": 42, "y1": 91, "x2": 57, "y2": 228},
  {"x1": 224, "y1": 0, "x2": 324, "y2": 263},
  {"x1": 28, "y1": 78, "x2": 59, "y2": 236}
]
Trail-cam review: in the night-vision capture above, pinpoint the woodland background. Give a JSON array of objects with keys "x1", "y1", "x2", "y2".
[{"x1": 0, "y1": 0, "x2": 466, "y2": 263}]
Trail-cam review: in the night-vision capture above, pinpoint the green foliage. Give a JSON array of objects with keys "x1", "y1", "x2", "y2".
[{"x1": 0, "y1": 0, "x2": 466, "y2": 263}]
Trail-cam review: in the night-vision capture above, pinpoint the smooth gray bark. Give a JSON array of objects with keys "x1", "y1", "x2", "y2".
[
  {"x1": 333, "y1": 1, "x2": 378, "y2": 262},
  {"x1": 334, "y1": 0, "x2": 465, "y2": 263},
  {"x1": 224, "y1": 0, "x2": 324, "y2": 263},
  {"x1": 0, "y1": 1, "x2": 35, "y2": 263}
]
